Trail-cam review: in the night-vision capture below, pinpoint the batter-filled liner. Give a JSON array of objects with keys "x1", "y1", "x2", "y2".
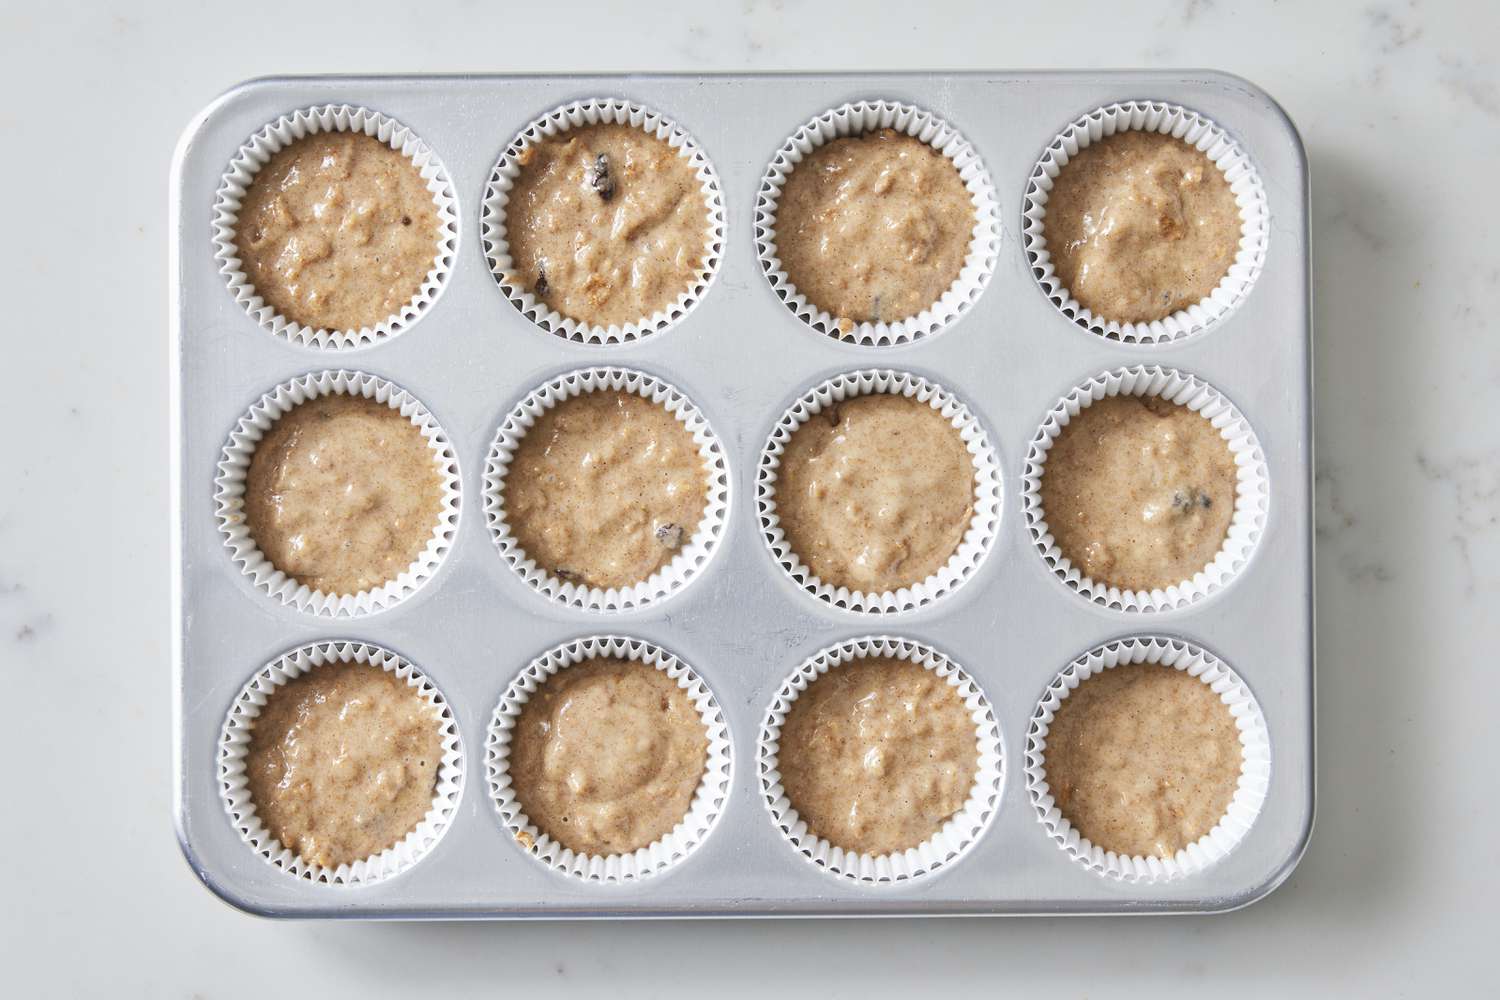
[
  {"x1": 218, "y1": 640, "x2": 465, "y2": 886},
  {"x1": 483, "y1": 367, "x2": 730, "y2": 612},
  {"x1": 1023, "y1": 365, "x2": 1268, "y2": 613},
  {"x1": 759, "y1": 635, "x2": 1002, "y2": 883},
  {"x1": 214, "y1": 369, "x2": 461, "y2": 618},
  {"x1": 213, "y1": 103, "x2": 458, "y2": 350},
  {"x1": 1026, "y1": 636, "x2": 1270, "y2": 882},
  {"x1": 485, "y1": 635, "x2": 732, "y2": 883},
  {"x1": 481, "y1": 98, "x2": 725, "y2": 344},
  {"x1": 757, "y1": 369, "x2": 1000, "y2": 614},
  {"x1": 1022, "y1": 100, "x2": 1269, "y2": 344},
  {"x1": 756, "y1": 100, "x2": 999, "y2": 346}
]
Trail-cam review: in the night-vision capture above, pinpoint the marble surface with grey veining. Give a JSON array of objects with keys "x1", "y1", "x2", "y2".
[{"x1": 1, "y1": 0, "x2": 1495, "y2": 995}]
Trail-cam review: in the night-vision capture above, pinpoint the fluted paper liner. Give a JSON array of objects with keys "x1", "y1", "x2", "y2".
[
  {"x1": 1023, "y1": 100, "x2": 1269, "y2": 343},
  {"x1": 486, "y1": 635, "x2": 732, "y2": 883},
  {"x1": 759, "y1": 636, "x2": 1002, "y2": 882},
  {"x1": 215, "y1": 370, "x2": 462, "y2": 618},
  {"x1": 481, "y1": 98, "x2": 725, "y2": 344},
  {"x1": 218, "y1": 640, "x2": 465, "y2": 886},
  {"x1": 484, "y1": 367, "x2": 729, "y2": 612},
  {"x1": 755, "y1": 99, "x2": 1000, "y2": 346},
  {"x1": 758, "y1": 369, "x2": 1000, "y2": 614},
  {"x1": 213, "y1": 104, "x2": 459, "y2": 349},
  {"x1": 1026, "y1": 636, "x2": 1270, "y2": 882},
  {"x1": 1023, "y1": 365, "x2": 1268, "y2": 612}
]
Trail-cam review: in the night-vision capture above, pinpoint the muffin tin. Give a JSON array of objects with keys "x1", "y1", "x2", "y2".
[{"x1": 171, "y1": 72, "x2": 1313, "y2": 918}]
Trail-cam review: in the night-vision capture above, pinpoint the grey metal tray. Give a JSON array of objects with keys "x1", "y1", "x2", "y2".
[{"x1": 170, "y1": 71, "x2": 1313, "y2": 918}]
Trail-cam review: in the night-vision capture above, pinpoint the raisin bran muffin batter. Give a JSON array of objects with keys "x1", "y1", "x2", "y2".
[
  {"x1": 246, "y1": 662, "x2": 444, "y2": 869},
  {"x1": 777, "y1": 656, "x2": 979, "y2": 856},
  {"x1": 236, "y1": 131, "x2": 441, "y2": 332},
  {"x1": 505, "y1": 390, "x2": 709, "y2": 591},
  {"x1": 775, "y1": 393, "x2": 975, "y2": 594},
  {"x1": 244, "y1": 395, "x2": 445, "y2": 597},
  {"x1": 505, "y1": 123, "x2": 710, "y2": 328},
  {"x1": 508, "y1": 658, "x2": 709, "y2": 856},
  {"x1": 1043, "y1": 662, "x2": 1243, "y2": 859},
  {"x1": 775, "y1": 129, "x2": 974, "y2": 328},
  {"x1": 1039, "y1": 395, "x2": 1236, "y2": 593},
  {"x1": 1042, "y1": 130, "x2": 1241, "y2": 324}
]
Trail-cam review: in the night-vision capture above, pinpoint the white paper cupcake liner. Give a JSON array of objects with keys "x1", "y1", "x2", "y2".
[
  {"x1": 1023, "y1": 365, "x2": 1268, "y2": 612},
  {"x1": 483, "y1": 367, "x2": 729, "y2": 612},
  {"x1": 485, "y1": 635, "x2": 732, "y2": 883},
  {"x1": 215, "y1": 370, "x2": 462, "y2": 618},
  {"x1": 755, "y1": 100, "x2": 1000, "y2": 346},
  {"x1": 759, "y1": 636, "x2": 1003, "y2": 883},
  {"x1": 1022, "y1": 100, "x2": 1269, "y2": 343},
  {"x1": 1026, "y1": 636, "x2": 1271, "y2": 882},
  {"x1": 480, "y1": 98, "x2": 725, "y2": 345},
  {"x1": 757, "y1": 369, "x2": 1001, "y2": 614},
  {"x1": 213, "y1": 104, "x2": 459, "y2": 350},
  {"x1": 218, "y1": 639, "x2": 465, "y2": 886}
]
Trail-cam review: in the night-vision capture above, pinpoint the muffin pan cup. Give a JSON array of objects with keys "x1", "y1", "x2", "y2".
[
  {"x1": 757, "y1": 368, "x2": 1001, "y2": 614},
  {"x1": 481, "y1": 98, "x2": 726, "y2": 345},
  {"x1": 486, "y1": 635, "x2": 733, "y2": 883},
  {"x1": 173, "y1": 72, "x2": 1312, "y2": 918},
  {"x1": 755, "y1": 99, "x2": 1001, "y2": 346},
  {"x1": 759, "y1": 635, "x2": 1003, "y2": 883},
  {"x1": 214, "y1": 369, "x2": 463, "y2": 619},
  {"x1": 218, "y1": 640, "x2": 466, "y2": 886},
  {"x1": 213, "y1": 103, "x2": 460, "y2": 350},
  {"x1": 483, "y1": 366, "x2": 731, "y2": 613},
  {"x1": 1022, "y1": 100, "x2": 1271, "y2": 344},
  {"x1": 1025, "y1": 636, "x2": 1271, "y2": 883},
  {"x1": 1022, "y1": 364, "x2": 1270, "y2": 612}
]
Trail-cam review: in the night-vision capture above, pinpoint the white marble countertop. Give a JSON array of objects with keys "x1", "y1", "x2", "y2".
[{"x1": 2, "y1": 0, "x2": 1494, "y2": 994}]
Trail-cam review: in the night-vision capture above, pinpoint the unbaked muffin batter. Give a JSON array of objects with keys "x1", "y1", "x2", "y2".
[
  {"x1": 1040, "y1": 395, "x2": 1236, "y2": 592},
  {"x1": 505, "y1": 124, "x2": 710, "y2": 327},
  {"x1": 509, "y1": 658, "x2": 709, "y2": 856},
  {"x1": 245, "y1": 395, "x2": 444, "y2": 596},
  {"x1": 1043, "y1": 663, "x2": 1243, "y2": 859},
  {"x1": 246, "y1": 662, "x2": 443, "y2": 869},
  {"x1": 776, "y1": 393, "x2": 974, "y2": 593},
  {"x1": 1043, "y1": 130, "x2": 1241, "y2": 324},
  {"x1": 505, "y1": 390, "x2": 708, "y2": 590},
  {"x1": 236, "y1": 131, "x2": 441, "y2": 332},
  {"x1": 775, "y1": 129, "x2": 973, "y2": 327},
  {"x1": 777, "y1": 656, "x2": 979, "y2": 856}
]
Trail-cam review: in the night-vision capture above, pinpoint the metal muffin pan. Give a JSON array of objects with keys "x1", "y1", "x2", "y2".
[{"x1": 170, "y1": 71, "x2": 1313, "y2": 918}]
